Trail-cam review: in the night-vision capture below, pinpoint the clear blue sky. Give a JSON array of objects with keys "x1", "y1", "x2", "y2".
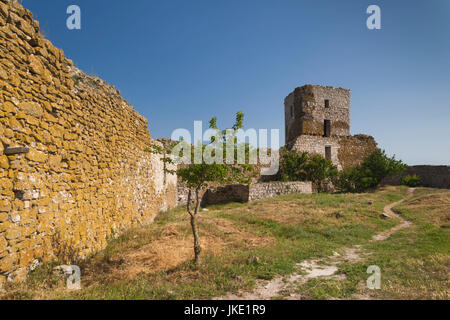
[{"x1": 22, "y1": 0, "x2": 450, "y2": 165}]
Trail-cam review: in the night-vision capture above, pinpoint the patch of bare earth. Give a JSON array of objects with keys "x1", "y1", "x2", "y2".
[
  {"x1": 371, "y1": 190, "x2": 414, "y2": 241},
  {"x1": 215, "y1": 189, "x2": 416, "y2": 300},
  {"x1": 82, "y1": 218, "x2": 273, "y2": 285},
  {"x1": 215, "y1": 246, "x2": 365, "y2": 300}
]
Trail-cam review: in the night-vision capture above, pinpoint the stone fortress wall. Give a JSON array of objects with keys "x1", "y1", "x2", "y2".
[
  {"x1": 0, "y1": 0, "x2": 176, "y2": 282},
  {"x1": 248, "y1": 182, "x2": 313, "y2": 201},
  {"x1": 177, "y1": 182, "x2": 313, "y2": 206},
  {"x1": 383, "y1": 165, "x2": 450, "y2": 189},
  {"x1": 285, "y1": 85, "x2": 378, "y2": 170}
]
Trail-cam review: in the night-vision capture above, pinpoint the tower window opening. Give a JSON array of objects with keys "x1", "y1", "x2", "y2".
[
  {"x1": 325, "y1": 146, "x2": 332, "y2": 160},
  {"x1": 324, "y1": 120, "x2": 331, "y2": 137}
]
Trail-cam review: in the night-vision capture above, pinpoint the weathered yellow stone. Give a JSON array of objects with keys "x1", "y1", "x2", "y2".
[
  {"x1": 63, "y1": 132, "x2": 78, "y2": 140},
  {"x1": 0, "y1": 178, "x2": 12, "y2": 190},
  {"x1": 23, "y1": 114, "x2": 40, "y2": 126},
  {"x1": 0, "y1": 190, "x2": 14, "y2": 198},
  {"x1": 0, "y1": 200, "x2": 11, "y2": 212},
  {"x1": 5, "y1": 225, "x2": 21, "y2": 240},
  {"x1": 48, "y1": 125, "x2": 63, "y2": 137},
  {"x1": 43, "y1": 112, "x2": 58, "y2": 123},
  {"x1": 38, "y1": 198, "x2": 51, "y2": 206},
  {"x1": 0, "y1": 221, "x2": 10, "y2": 233},
  {"x1": 0, "y1": 253, "x2": 18, "y2": 273},
  {"x1": 19, "y1": 249, "x2": 34, "y2": 267},
  {"x1": 47, "y1": 144, "x2": 57, "y2": 153},
  {"x1": 40, "y1": 121, "x2": 48, "y2": 131},
  {"x1": 32, "y1": 132, "x2": 43, "y2": 142},
  {"x1": 9, "y1": 116, "x2": 22, "y2": 131},
  {"x1": 0, "y1": 155, "x2": 8, "y2": 169},
  {"x1": 0, "y1": 2, "x2": 9, "y2": 18},
  {"x1": 28, "y1": 55, "x2": 45, "y2": 74},
  {"x1": 59, "y1": 202, "x2": 74, "y2": 211},
  {"x1": 41, "y1": 100, "x2": 52, "y2": 112},
  {"x1": 18, "y1": 20, "x2": 34, "y2": 37},
  {"x1": 0, "y1": 250, "x2": 8, "y2": 259},
  {"x1": 3, "y1": 128, "x2": 14, "y2": 139},
  {"x1": 0, "y1": 236, "x2": 7, "y2": 252},
  {"x1": 48, "y1": 154, "x2": 61, "y2": 169},
  {"x1": 26, "y1": 148, "x2": 47, "y2": 163},
  {"x1": 18, "y1": 101, "x2": 43, "y2": 118},
  {"x1": 0, "y1": 212, "x2": 8, "y2": 222},
  {"x1": 2, "y1": 101, "x2": 17, "y2": 114},
  {"x1": 9, "y1": 74, "x2": 20, "y2": 87},
  {"x1": 12, "y1": 200, "x2": 24, "y2": 212},
  {"x1": 0, "y1": 67, "x2": 7, "y2": 80},
  {"x1": 0, "y1": 275, "x2": 6, "y2": 288}
]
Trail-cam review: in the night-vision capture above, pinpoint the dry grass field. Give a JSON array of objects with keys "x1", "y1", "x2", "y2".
[{"x1": 1, "y1": 186, "x2": 448, "y2": 300}]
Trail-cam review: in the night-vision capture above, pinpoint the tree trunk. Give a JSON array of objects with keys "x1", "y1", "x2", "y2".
[
  {"x1": 190, "y1": 214, "x2": 201, "y2": 266},
  {"x1": 187, "y1": 187, "x2": 202, "y2": 266}
]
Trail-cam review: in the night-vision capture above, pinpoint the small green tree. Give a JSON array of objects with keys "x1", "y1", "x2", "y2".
[
  {"x1": 146, "y1": 112, "x2": 254, "y2": 266},
  {"x1": 358, "y1": 149, "x2": 407, "y2": 189},
  {"x1": 304, "y1": 155, "x2": 338, "y2": 192}
]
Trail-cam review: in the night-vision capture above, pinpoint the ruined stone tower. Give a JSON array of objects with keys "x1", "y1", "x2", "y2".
[{"x1": 285, "y1": 85, "x2": 378, "y2": 170}]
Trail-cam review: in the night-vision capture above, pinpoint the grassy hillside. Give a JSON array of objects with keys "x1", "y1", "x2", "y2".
[{"x1": 1, "y1": 186, "x2": 448, "y2": 300}]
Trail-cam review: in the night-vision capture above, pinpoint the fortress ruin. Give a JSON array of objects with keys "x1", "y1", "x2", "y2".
[
  {"x1": 0, "y1": 0, "x2": 379, "y2": 282},
  {"x1": 2, "y1": 0, "x2": 434, "y2": 285}
]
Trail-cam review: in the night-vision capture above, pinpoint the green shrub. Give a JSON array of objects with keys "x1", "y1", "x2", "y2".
[
  {"x1": 304, "y1": 155, "x2": 338, "y2": 193},
  {"x1": 335, "y1": 150, "x2": 408, "y2": 193},
  {"x1": 277, "y1": 149, "x2": 308, "y2": 181},
  {"x1": 277, "y1": 150, "x2": 338, "y2": 192},
  {"x1": 278, "y1": 149, "x2": 406, "y2": 194},
  {"x1": 333, "y1": 167, "x2": 360, "y2": 193},
  {"x1": 401, "y1": 174, "x2": 421, "y2": 187}
]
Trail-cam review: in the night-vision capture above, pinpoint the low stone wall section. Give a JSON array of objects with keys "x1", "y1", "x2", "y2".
[
  {"x1": 383, "y1": 166, "x2": 450, "y2": 189},
  {"x1": 178, "y1": 182, "x2": 313, "y2": 206}
]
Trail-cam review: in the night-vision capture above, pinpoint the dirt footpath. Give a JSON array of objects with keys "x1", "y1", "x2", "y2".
[{"x1": 215, "y1": 188, "x2": 416, "y2": 300}]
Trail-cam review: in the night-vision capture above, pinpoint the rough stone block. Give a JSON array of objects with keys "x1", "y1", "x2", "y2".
[{"x1": 3, "y1": 147, "x2": 29, "y2": 156}]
